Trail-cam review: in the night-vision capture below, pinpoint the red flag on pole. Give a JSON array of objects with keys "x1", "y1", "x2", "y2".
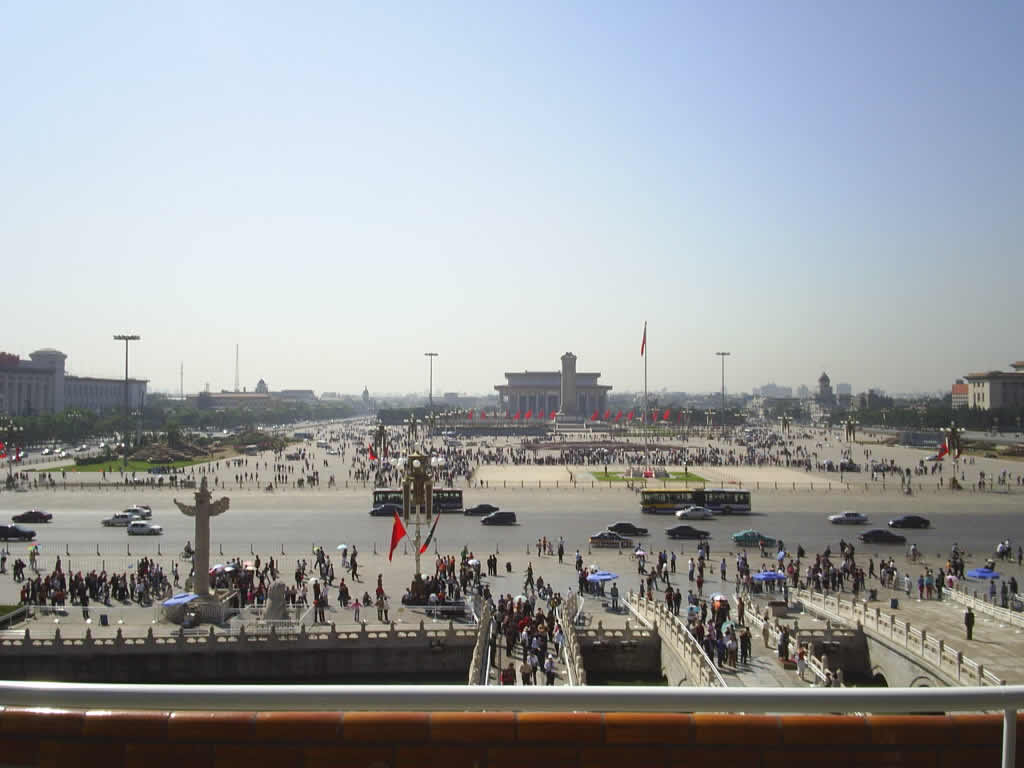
[
  {"x1": 549, "y1": 410, "x2": 557, "y2": 420},
  {"x1": 467, "y1": 410, "x2": 474, "y2": 420},
  {"x1": 524, "y1": 409, "x2": 533, "y2": 420},
  {"x1": 641, "y1": 322, "x2": 647, "y2": 357},
  {"x1": 615, "y1": 411, "x2": 622, "y2": 422},
  {"x1": 420, "y1": 514, "x2": 440, "y2": 554},
  {"x1": 481, "y1": 411, "x2": 487, "y2": 420},
  {"x1": 627, "y1": 410, "x2": 635, "y2": 421},
  {"x1": 604, "y1": 409, "x2": 611, "y2": 420},
  {"x1": 663, "y1": 409, "x2": 671, "y2": 421},
  {"x1": 389, "y1": 511, "x2": 407, "y2": 562},
  {"x1": 368, "y1": 444, "x2": 377, "y2": 461},
  {"x1": 653, "y1": 410, "x2": 660, "y2": 422},
  {"x1": 592, "y1": 410, "x2": 599, "y2": 421},
  {"x1": 0, "y1": 441, "x2": 5, "y2": 460},
  {"x1": 936, "y1": 440, "x2": 949, "y2": 460},
  {"x1": 514, "y1": 411, "x2": 521, "y2": 420}
]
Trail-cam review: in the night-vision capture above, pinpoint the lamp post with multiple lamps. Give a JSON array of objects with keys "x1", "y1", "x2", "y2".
[
  {"x1": 715, "y1": 352, "x2": 730, "y2": 432},
  {"x1": 2, "y1": 417, "x2": 23, "y2": 488},
  {"x1": 842, "y1": 418, "x2": 859, "y2": 442},
  {"x1": 424, "y1": 352, "x2": 438, "y2": 436},
  {"x1": 705, "y1": 409, "x2": 716, "y2": 438},
  {"x1": 113, "y1": 334, "x2": 140, "y2": 472},
  {"x1": 942, "y1": 421, "x2": 964, "y2": 490}
]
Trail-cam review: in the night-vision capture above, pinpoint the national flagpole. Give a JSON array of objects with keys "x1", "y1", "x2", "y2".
[{"x1": 643, "y1": 322, "x2": 649, "y2": 473}]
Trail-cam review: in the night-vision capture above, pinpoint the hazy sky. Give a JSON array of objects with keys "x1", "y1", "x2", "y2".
[{"x1": 2, "y1": 2, "x2": 1022, "y2": 398}]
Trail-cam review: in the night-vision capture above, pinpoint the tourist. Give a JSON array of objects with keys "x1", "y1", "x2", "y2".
[{"x1": 965, "y1": 607, "x2": 975, "y2": 640}]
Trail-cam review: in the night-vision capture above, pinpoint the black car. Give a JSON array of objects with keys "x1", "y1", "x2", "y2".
[
  {"x1": 608, "y1": 521, "x2": 648, "y2": 536},
  {"x1": 465, "y1": 503, "x2": 499, "y2": 516},
  {"x1": 859, "y1": 529, "x2": 907, "y2": 544},
  {"x1": 370, "y1": 503, "x2": 402, "y2": 517},
  {"x1": 12, "y1": 509, "x2": 52, "y2": 524},
  {"x1": 0, "y1": 524, "x2": 36, "y2": 541},
  {"x1": 666, "y1": 524, "x2": 710, "y2": 540},
  {"x1": 481, "y1": 511, "x2": 517, "y2": 526},
  {"x1": 888, "y1": 515, "x2": 930, "y2": 529}
]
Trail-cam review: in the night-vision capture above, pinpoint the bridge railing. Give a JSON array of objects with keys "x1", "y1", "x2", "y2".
[
  {"x1": 795, "y1": 587, "x2": 1005, "y2": 686},
  {"x1": 948, "y1": 585, "x2": 1024, "y2": 629},
  {"x1": 627, "y1": 594, "x2": 726, "y2": 687}
]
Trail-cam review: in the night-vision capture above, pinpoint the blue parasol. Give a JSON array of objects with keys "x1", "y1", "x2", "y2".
[
  {"x1": 752, "y1": 571, "x2": 787, "y2": 582},
  {"x1": 586, "y1": 571, "x2": 619, "y2": 582},
  {"x1": 967, "y1": 568, "x2": 1001, "y2": 580},
  {"x1": 163, "y1": 592, "x2": 200, "y2": 607}
]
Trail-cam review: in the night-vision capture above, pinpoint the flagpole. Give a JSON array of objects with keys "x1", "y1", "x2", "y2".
[{"x1": 644, "y1": 323, "x2": 649, "y2": 473}]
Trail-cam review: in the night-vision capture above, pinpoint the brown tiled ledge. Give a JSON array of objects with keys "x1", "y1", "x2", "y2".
[{"x1": 0, "y1": 708, "x2": 1016, "y2": 767}]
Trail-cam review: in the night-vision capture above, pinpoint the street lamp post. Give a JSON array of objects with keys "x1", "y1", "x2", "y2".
[
  {"x1": 402, "y1": 451, "x2": 433, "y2": 578},
  {"x1": 706, "y1": 409, "x2": 716, "y2": 437},
  {"x1": 942, "y1": 421, "x2": 964, "y2": 490},
  {"x1": 715, "y1": 352, "x2": 730, "y2": 430},
  {"x1": 2, "y1": 418, "x2": 23, "y2": 488},
  {"x1": 113, "y1": 334, "x2": 140, "y2": 471}
]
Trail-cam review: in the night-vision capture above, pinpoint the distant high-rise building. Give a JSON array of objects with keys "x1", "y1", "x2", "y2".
[
  {"x1": 817, "y1": 372, "x2": 836, "y2": 408},
  {"x1": 796, "y1": 385, "x2": 811, "y2": 400},
  {"x1": 837, "y1": 382, "x2": 852, "y2": 396},
  {"x1": 758, "y1": 382, "x2": 793, "y2": 398}
]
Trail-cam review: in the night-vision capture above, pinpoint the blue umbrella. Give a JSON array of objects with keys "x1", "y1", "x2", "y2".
[
  {"x1": 587, "y1": 571, "x2": 619, "y2": 582},
  {"x1": 752, "y1": 571, "x2": 787, "y2": 582},
  {"x1": 967, "y1": 568, "x2": 1001, "y2": 580},
  {"x1": 162, "y1": 592, "x2": 199, "y2": 607}
]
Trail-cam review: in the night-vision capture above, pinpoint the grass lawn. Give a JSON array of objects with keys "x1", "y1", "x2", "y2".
[
  {"x1": 591, "y1": 471, "x2": 705, "y2": 484},
  {"x1": 44, "y1": 453, "x2": 232, "y2": 474}
]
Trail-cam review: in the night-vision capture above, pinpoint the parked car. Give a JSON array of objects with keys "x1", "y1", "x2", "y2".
[
  {"x1": 127, "y1": 521, "x2": 163, "y2": 536},
  {"x1": 666, "y1": 524, "x2": 710, "y2": 540},
  {"x1": 608, "y1": 521, "x2": 648, "y2": 536},
  {"x1": 481, "y1": 511, "x2": 517, "y2": 526},
  {"x1": 465, "y1": 503, "x2": 499, "y2": 516},
  {"x1": 12, "y1": 510, "x2": 52, "y2": 524},
  {"x1": 102, "y1": 511, "x2": 142, "y2": 527},
  {"x1": 126, "y1": 505, "x2": 152, "y2": 519},
  {"x1": 0, "y1": 524, "x2": 36, "y2": 541},
  {"x1": 588, "y1": 530, "x2": 633, "y2": 549},
  {"x1": 859, "y1": 529, "x2": 907, "y2": 544},
  {"x1": 675, "y1": 506, "x2": 714, "y2": 520},
  {"x1": 888, "y1": 515, "x2": 931, "y2": 529},
  {"x1": 828, "y1": 510, "x2": 869, "y2": 525},
  {"x1": 731, "y1": 529, "x2": 777, "y2": 547},
  {"x1": 370, "y1": 503, "x2": 402, "y2": 517}
]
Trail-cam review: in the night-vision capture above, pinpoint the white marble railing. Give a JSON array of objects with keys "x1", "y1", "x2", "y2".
[
  {"x1": 947, "y1": 586, "x2": 1024, "y2": 629},
  {"x1": 737, "y1": 596, "x2": 828, "y2": 685},
  {"x1": 628, "y1": 594, "x2": 726, "y2": 687},
  {"x1": 795, "y1": 588, "x2": 1004, "y2": 687},
  {"x1": 558, "y1": 593, "x2": 586, "y2": 686}
]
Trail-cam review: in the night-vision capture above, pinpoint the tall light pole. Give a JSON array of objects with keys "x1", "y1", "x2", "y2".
[
  {"x1": 715, "y1": 352, "x2": 730, "y2": 432},
  {"x1": 424, "y1": 352, "x2": 438, "y2": 436},
  {"x1": 1, "y1": 418, "x2": 23, "y2": 488},
  {"x1": 114, "y1": 334, "x2": 140, "y2": 471}
]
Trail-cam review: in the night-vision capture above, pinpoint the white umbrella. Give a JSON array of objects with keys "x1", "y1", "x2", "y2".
[
  {"x1": 467, "y1": 558, "x2": 480, "y2": 566},
  {"x1": 336, "y1": 544, "x2": 347, "y2": 551},
  {"x1": 634, "y1": 548, "x2": 647, "y2": 557}
]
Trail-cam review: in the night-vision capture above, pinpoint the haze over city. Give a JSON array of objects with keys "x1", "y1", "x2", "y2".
[{"x1": 2, "y1": 2, "x2": 1022, "y2": 396}]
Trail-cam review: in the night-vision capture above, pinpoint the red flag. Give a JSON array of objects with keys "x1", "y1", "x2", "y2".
[
  {"x1": 389, "y1": 511, "x2": 408, "y2": 562},
  {"x1": 480, "y1": 411, "x2": 487, "y2": 420},
  {"x1": 549, "y1": 410, "x2": 557, "y2": 420},
  {"x1": 368, "y1": 444, "x2": 377, "y2": 461},
  {"x1": 627, "y1": 410, "x2": 635, "y2": 421},
  {"x1": 615, "y1": 411, "x2": 622, "y2": 422},
  {"x1": 420, "y1": 513, "x2": 440, "y2": 554},
  {"x1": 653, "y1": 410, "x2": 660, "y2": 422},
  {"x1": 603, "y1": 409, "x2": 611, "y2": 420},
  {"x1": 663, "y1": 409, "x2": 671, "y2": 421},
  {"x1": 0, "y1": 441, "x2": 5, "y2": 460},
  {"x1": 592, "y1": 410, "x2": 599, "y2": 421},
  {"x1": 467, "y1": 410, "x2": 474, "y2": 420},
  {"x1": 936, "y1": 441, "x2": 949, "y2": 460},
  {"x1": 524, "y1": 409, "x2": 533, "y2": 420},
  {"x1": 514, "y1": 411, "x2": 521, "y2": 420},
  {"x1": 641, "y1": 322, "x2": 647, "y2": 357}
]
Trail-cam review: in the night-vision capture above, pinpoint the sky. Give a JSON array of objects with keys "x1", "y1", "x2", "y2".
[{"x1": 2, "y1": 1, "x2": 1022, "y2": 398}]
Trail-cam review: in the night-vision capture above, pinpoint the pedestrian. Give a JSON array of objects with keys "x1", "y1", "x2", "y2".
[
  {"x1": 965, "y1": 607, "x2": 975, "y2": 640},
  {"x1": 544, "y1": 653, "x2": 556, "y2": 685}
]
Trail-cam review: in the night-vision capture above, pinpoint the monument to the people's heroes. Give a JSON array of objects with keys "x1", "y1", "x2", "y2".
[{"x1": 174, "y1": 476, "x2": 230, "y2": 597}]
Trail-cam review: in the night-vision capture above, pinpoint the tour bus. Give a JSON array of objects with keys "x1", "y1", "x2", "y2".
[
  {"x1": 640, "y1": 488, "x2": 751, "y2": 515},
  {"x1": 372, "y1": 487, "x2": 464, "y2": 513}
]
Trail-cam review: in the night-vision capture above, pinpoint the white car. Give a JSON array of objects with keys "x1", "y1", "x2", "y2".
[
  {"x1": 675, "y1": 506, "x2": 714, "y2": 520},
  {"x1": 127, "y1": 521, "x2": 163, "y2": 536},
  {"x1": 103, "y1": 511, "x2": 142, "y2": 527},
  {"x1": 58, "y1": 450, "x2": 69, "y2": 459},
  {"x1": 126, "y1": 505, "x2": 152, "y2": 519},
  {"x1": 41, "y1": 448, "x2": 52, "y2": 456},
  {"x1": 829, "y1": 510, "x2": 869, "y2": 525}
]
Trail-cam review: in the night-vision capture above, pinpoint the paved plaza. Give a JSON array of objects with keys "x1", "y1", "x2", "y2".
[{"x1": 2, "y1": 424, "x2": 1023, "y2": 686}]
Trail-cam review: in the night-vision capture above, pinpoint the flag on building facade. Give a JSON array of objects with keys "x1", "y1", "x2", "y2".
[
  {"x1": 419, "y1": 513, "x2": 440, "y2": 554},
  {"x1": 389, "y1": 511, "x2": 407, "y2": 562}
]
